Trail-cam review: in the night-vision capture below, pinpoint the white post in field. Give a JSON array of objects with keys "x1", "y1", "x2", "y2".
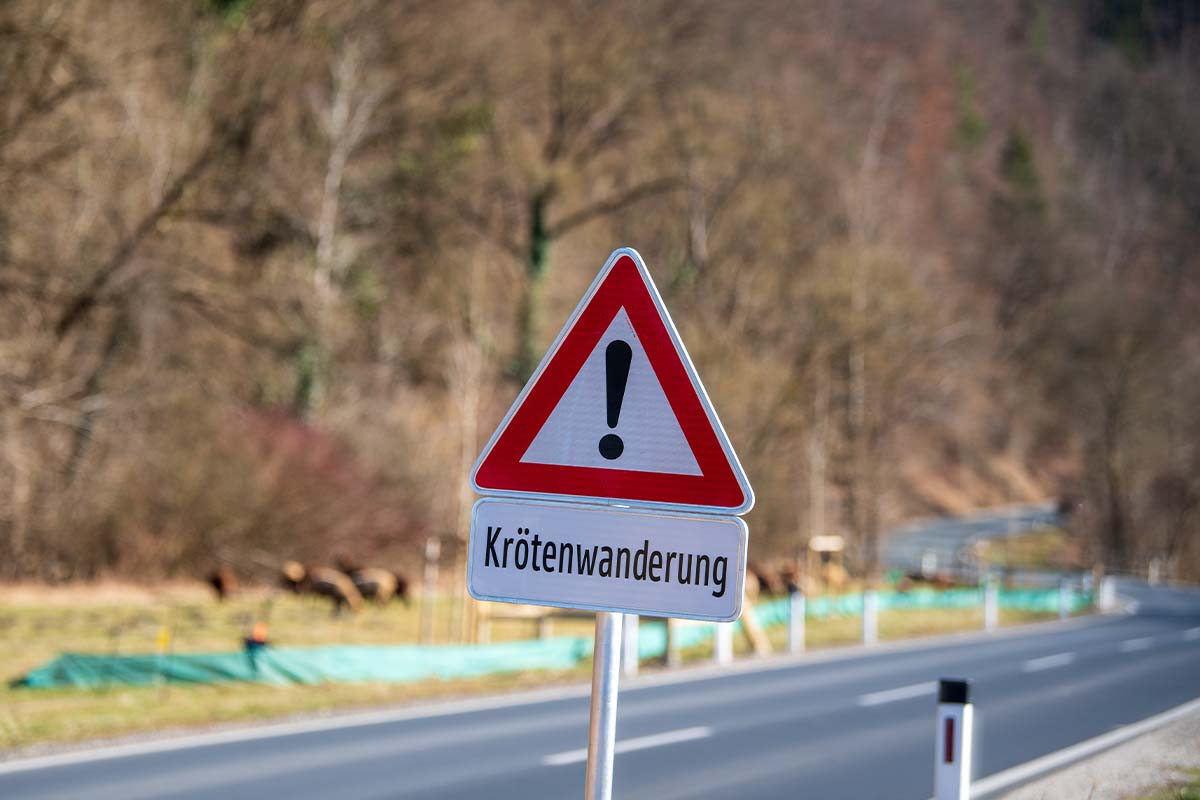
[
  {"x1": 862, "y1": 590, "x2": 878, "y2": 645},
  {"x1": 418, "y1": 536, "x2": 442, "y2": 644},
  {"x1": 664, "y1": 619, "x2": 681, "y2": 668},
  {"x1": 621, "y1": 614, "x2": 639, "y2": 678},
  {"x1": 934, "y1": 678, "x2": 973, "y2": 800},
  {"x1": 714, "y1": 621, "x2": 734, "y2": 665},
  {"x1": 788, "y1": 590, "x2": 806, "y2": 655},
  {"x1": 983, "y1": 580, "x2": 999, "y2": 632},
  {"x1": 1098, "y1": 576, "x2": 1117, "y2": 611}
]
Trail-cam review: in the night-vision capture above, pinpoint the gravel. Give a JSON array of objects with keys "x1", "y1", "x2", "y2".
[{"x1": 1000, "y1": 706, "x2": 1200, "y2": 800}]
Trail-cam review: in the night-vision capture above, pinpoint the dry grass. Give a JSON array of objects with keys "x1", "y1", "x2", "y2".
[
  {"x1": 0, "y1": 584, "x2": 1057, "y2": 751},
  {"x1": 976, "y1": 528, "x2": 1082, "y2": 571},
  {"x1": 1139, "y1": 769, "x2": 1200, "y2": 800},
  {"x1": 0, "y1": 585, "x2": 595, "y2": 679},
  {"x1": 0, "y1": 668, "x2": 592, "y2": 751},
  {"x1": 747, "y1": 606, "x2": 1049, "y2": 656}
]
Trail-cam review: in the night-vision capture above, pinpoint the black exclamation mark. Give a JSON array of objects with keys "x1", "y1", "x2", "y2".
[{"x1": 599, "y1": 340, "x2": 632, "y2": 460}]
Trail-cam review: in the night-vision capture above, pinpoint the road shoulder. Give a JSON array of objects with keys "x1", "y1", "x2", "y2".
[{"x1": 997, "y1": 702, "x2": 1200, "y2": 799}]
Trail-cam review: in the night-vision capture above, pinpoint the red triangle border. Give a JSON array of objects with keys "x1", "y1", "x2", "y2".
[{"x1": 472, "y1": 250, "x2": 752, "y2": 513}]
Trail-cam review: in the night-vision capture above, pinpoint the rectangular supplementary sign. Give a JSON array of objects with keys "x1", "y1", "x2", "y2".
[{"x1": 467, "y1": 497, "x2": 747, "y2": 622}]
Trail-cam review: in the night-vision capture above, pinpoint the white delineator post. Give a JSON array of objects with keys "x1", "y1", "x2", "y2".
[
  {"x1": 585, "y1": 612, "x2": 623, "y2": 800},
  {"x1": 1058, "y1": 580, "x2": 1071, "y2": 621},
  {"x1": 665, "y1": 619, "x2": 681, "y2": 668},
  {"x1": 419, "y1": 536, "x2": 442, "y2": 644},
  {"x1": 862, "y1": 590, "x2": 878, "y2": 645},
  {"x1": 934, "y1": 678, "x2": 973, "y2": 800},
  {"x1": 621, "y1": 614, "x2": 639, "y2": 678},
  {"x1": 788, "y1": 589, "x2": 806, "y2": 654},
  {"x1": 1098, "y1": 576, "x2": 1116, "y2": 611},
  {"x1": 983, "y1": 580, "x2": 999, "y2": 632},
  {"x1": 714, "y1": 621, "x2": 734, "y2": 665}
]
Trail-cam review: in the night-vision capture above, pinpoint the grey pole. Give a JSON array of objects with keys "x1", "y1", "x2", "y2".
[{"x1": 585, "y1": 611, "x2": 623, "y2": 800}]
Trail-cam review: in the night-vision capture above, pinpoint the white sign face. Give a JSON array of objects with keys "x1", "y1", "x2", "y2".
[
  {"x1": 468, "y1": 497, "x2": 747, "y2": 622},
  {"x1": 521, "y1": 309, "x2": 702, "y2": 476}
]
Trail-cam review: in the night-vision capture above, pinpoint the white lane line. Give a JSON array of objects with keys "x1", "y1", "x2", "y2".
[
  {"x1": 1184, "y1": 627, "x2": 1200, "y2": 641},
  {"x1": 1120, "y1": 637, "x2": 1153, "y2": 653},
  {"x1": 1021, "y1": 652, "x2": 1076, "y2": 673},
  {"x1": 857, "y1": 681, "x2": 938, "y2": 707},
  {"x1": 966, "y1": 696, "x2": 1200, "y2": 798},
  {"x1": 542, "y1": 726, "x2": 712, "y2": 766}
]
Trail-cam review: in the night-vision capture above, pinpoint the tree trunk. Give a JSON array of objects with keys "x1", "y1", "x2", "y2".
[
  {"x1": 515, "y1": 189, "x2": 551, "y2": 381},
  {"x1": 1100, "y1": 394, "x2": 1128, "y2": 569}
]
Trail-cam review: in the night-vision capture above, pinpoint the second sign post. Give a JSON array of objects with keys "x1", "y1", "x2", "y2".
[{"x1": 468, "y1": 247, "x2": 755, "y2": 799}]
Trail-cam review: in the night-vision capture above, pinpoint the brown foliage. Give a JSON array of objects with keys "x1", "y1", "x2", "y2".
[{"x1": 1, "y1": 0, "x2": 1198, "y2": 583}]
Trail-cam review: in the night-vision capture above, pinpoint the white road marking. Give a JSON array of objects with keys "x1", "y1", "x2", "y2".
[
  {"x1": 1183, "y1": 627, "x2": 1200, "y2": 641},
  {"x1": 1119, "y1": 637, "x2": 1153, "y2": 652},
  {"x1": 542, "y1": 726, "x2": 712, "y2": 766},
  {"x1": 1021, "y1": 652, "x2": 1076, "y2": 672},
  {"x1": 857, "y1": 681, "x2": 938, "y2": 707},
  {"x1": 963, "y1": 696, "x2": 1200, "y2": 798}
]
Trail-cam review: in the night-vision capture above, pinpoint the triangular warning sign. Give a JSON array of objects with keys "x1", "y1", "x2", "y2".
[{"x1": 472, "y1": 248, "x2": 754, "y2": 514}]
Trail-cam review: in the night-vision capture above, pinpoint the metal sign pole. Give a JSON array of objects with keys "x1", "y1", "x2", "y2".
[{"x1": 585, "y1": 611, "x2": 624, "y2": 800}]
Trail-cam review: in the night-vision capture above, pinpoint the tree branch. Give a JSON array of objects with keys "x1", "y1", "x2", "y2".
[
  {"x1": 547, "y1": 175, "x2": 681, "y2": 238},
  {"x1": 55, "y1": 117, "x2": 257, "y2": 339},
  {"x1": 450, "y1": 197, "x2": 524, "y2": 259}
]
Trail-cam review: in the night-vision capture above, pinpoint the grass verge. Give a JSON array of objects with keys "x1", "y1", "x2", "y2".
[
  {"x1": 0, "y1": 586, "x2": 1058, "y2": 751},
  {"x1": 1141, "y1": 769, "x2": 1200, "y2": 800}
]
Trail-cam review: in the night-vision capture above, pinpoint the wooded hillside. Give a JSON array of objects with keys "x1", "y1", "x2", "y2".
[{"x1": 2, "y1": 0, "x2": 1198, "y2": 582}]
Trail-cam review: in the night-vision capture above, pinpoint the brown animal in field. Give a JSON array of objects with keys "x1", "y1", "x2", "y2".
[
  {"x1": 747, "y1": 562, "x2": 787, "y2": 597},
  {"x1": 280, "y1": 560, "x2": 307, "y2": 592},
  {"x1": 779, "y1": 562, "x2": 801, "y2": 594},
  {"x1": 206, "y1": 566, "x2": 238, "y2": 601},
  {"x1": 348, "y1": 567, "x2": 400, "y2": 604},
  {"x1": 280, "y1": 561, "x2": 363, "y2": 614},
  {"x1": 391, "y1": 571, "x2": 410, "y2": 604},
  {"x1": 334, "y1": 556, "x2": 411, "y2": 605},
  {"x1": 334, "y1": 554, "x2": 364, "y2": 575}
]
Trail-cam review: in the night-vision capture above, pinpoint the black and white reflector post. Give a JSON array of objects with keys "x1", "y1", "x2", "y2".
[{"x1": 934, "y1": 678, "x2": 973, "y2": 800}]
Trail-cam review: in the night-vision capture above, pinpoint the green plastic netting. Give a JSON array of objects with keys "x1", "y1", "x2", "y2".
[{"x1": 13, "y1": 587, "x2": 1089, "y2": 689}]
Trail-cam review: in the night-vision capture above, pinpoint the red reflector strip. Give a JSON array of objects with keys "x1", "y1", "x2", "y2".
[{"x1": 944, "y1": 717, "x2": 955, "y2": 763}]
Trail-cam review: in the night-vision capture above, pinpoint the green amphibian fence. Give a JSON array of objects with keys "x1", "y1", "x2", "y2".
[{"x1": 15, "y1": 587, "x2": 1091, "y2": 689}]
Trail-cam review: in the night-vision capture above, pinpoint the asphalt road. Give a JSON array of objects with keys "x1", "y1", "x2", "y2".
[{"x1": 3, "y1": 580, "x2": 1199, "y2": 800}]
